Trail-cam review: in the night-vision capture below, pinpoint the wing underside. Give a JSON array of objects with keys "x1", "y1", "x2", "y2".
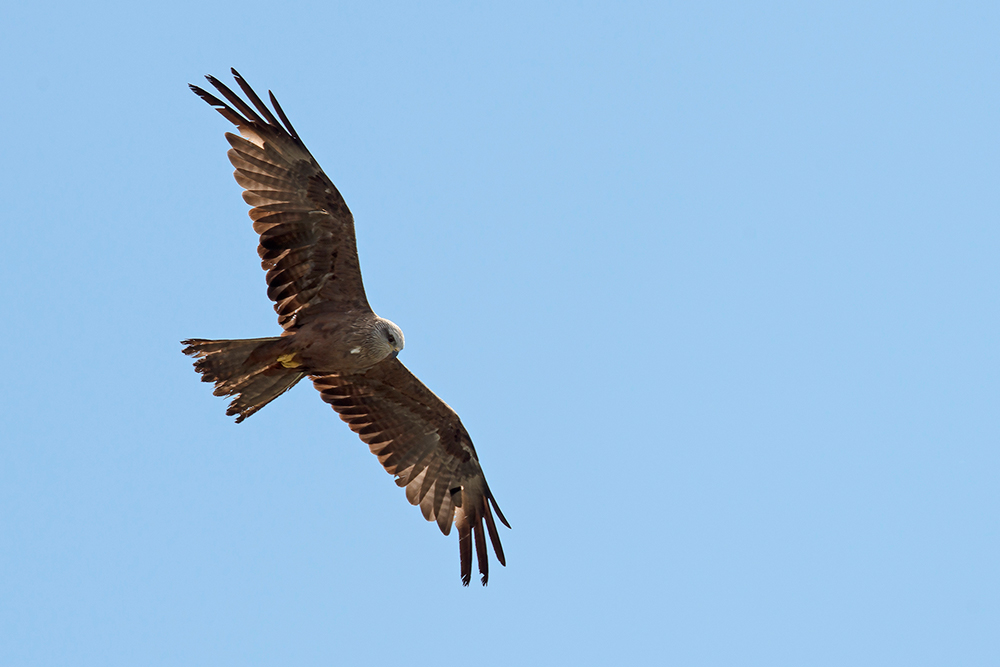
[
  {"x1": 312, "y1": 358, "x2": 509, "y2": 585},
  {"x1": 191, "y1": 69, "x2": 371, "y2": 328}
]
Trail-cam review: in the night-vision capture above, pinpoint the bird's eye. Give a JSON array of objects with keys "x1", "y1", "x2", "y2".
[{"x1": 387, "y1": 334, "x2": 396, "y2": 345}]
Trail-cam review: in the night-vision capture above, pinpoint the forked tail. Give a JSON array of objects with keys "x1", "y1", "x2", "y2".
[{"x1": 181, "y1": 337, "x2": 304, "y2": 422}]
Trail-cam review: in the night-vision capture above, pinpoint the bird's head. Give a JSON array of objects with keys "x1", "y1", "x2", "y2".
[{"x1": 372, "y1": 317, "x2": 405, "y2": 360}]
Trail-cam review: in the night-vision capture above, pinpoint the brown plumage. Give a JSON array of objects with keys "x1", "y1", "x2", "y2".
[{"x1": 181, "y1": 69, "x2": 508, "y2": 585}]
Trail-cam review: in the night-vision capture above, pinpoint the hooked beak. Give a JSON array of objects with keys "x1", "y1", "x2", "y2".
[{"x1": 389, "y1": 350, "x2": 399, "y2": 359}]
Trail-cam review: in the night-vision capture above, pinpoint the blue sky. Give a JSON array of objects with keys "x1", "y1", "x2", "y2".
[{"x1": 2, "y1": 1, "x2": 999, "y2": 664}]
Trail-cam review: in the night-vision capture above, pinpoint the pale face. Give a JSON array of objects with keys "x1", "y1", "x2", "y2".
[
  {"x1": 383, "y1": 320, "x2": 405, "y2": 353},
  {"x1": 363, "y1": 317, "x2": 404, "y2": 363}
]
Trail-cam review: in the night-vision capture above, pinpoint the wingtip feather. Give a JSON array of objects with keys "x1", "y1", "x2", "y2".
[
  {"x1": 459, "y1": 523, "x2": 472, "y2": 586},
  {"x1": 484, "y1": 503, "x2": 506, "y2": 567},
  {"x1": 489, "y1": 491, "x2": 511, "y2": 529},
  {"x1": 474, "y1": 519, "x2": 489, "y2": 586},
  {"x1": 268, "y1": 89, "x2": 301, "y2": 141}
]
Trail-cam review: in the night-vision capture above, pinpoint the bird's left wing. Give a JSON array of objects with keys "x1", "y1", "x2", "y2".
[{"x1": 312, "y1": 358, "x2": 509, "y2": 585}]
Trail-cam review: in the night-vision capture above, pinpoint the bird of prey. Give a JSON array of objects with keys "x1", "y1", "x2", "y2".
[{"x1": 181, "y1": 69, "x2": 508, "y2": 586}]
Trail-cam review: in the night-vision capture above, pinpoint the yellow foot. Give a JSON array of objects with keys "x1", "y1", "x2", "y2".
[{"x1": 277, "y1": 353, "x2": 302, "y2": 368}]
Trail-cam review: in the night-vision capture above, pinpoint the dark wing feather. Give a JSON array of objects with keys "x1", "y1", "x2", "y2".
[
  {"x1": 192, "y1": 69, "x2": 370, "y2": 328},
  {"x1": 312, "y1": 358, "x2": 509, "y2": 586}
]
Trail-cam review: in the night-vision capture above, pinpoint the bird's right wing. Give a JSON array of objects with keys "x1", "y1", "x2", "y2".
[{"x1": 191, "y1": 69, "x2": 372, "y2": 328}]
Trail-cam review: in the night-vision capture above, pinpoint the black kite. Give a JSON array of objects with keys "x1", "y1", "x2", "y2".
[{"x1": 181, "y1": 70, "x2": 508, "y2": 586}]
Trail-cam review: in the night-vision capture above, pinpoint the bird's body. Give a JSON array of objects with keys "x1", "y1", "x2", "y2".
[
  {"x1": 283, "y1": 310, "x2": 402, "y2": 374},
  {"x1": 182, "y1": 69, "x2": 507, "y2": 586}
]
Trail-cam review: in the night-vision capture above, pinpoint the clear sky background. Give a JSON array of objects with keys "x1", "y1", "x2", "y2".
[{"x1": 2, "y1": 1, "x2": 998, "y2": 665}]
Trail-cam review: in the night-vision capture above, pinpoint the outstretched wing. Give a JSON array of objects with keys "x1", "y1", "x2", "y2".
[
  {"x1": 312, "y1": 359, "x2": 509, "y2": 586},
  {"x1": 192, "y1": 69, "x2": 371, "y2": 328}
]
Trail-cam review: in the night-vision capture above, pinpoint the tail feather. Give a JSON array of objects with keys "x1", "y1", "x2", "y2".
[{"x1": 181, "y1": 337, "x2": 304, "y2": 422}]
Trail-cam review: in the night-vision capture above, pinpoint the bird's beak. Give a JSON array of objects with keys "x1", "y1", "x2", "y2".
[{"x1": 389, "y1": 350, "x2": 399, "y2": 359}]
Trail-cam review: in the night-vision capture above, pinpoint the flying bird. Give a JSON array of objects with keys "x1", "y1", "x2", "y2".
[{"x1": 181, "y1": 69, "x2": 508, "y2": 586}]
